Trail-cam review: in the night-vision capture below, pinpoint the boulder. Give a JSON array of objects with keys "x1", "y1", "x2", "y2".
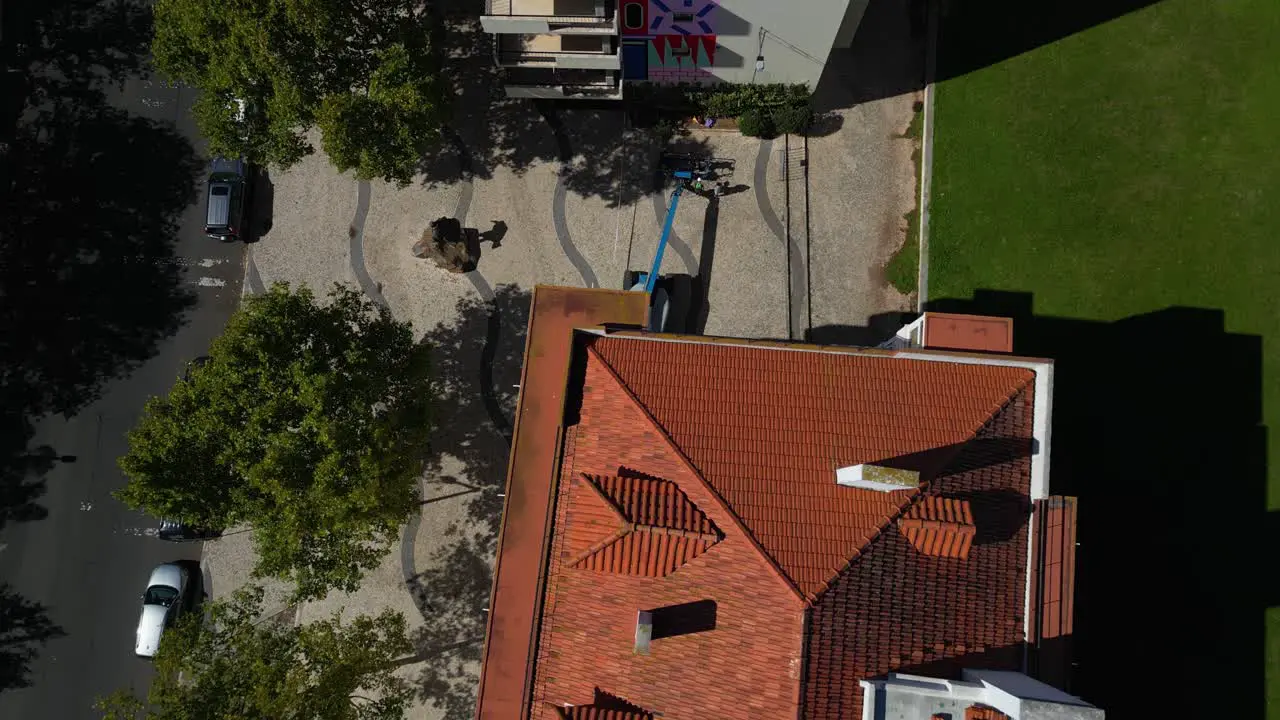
[{"x1": 412, "y1": 216, "x2": 476, "y2": 273}]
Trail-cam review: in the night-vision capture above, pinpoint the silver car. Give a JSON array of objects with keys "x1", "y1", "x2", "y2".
[{"x1": 135, "y1": 563, "x2": 189, "y2": 658}]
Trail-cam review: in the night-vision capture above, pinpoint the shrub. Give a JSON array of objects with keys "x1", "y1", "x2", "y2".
[
  {"x1": 772, "y1": 104, "x2": 813, "y2": 134},
  {"x1": 737, "y1": 108, "x2": 776, "y2": 138},
  {"x1": 702, "y1": 83, "x2": 806, "y2": 117}
]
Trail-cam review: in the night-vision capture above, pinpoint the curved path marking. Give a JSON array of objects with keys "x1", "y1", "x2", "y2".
[
  {"x1": 402, "y1": 129, "x2": 513, "y2": 614},
  {"x1": 539, "y1": 104, "x2": 600, "y2": 289},
  {"x1": 348, "y1": 179, "x2": 388, "y2": 309},
  {"x1": 652, "y1": 190, "x2": 698, "y2": 274},
  {"x1": 755, "y1": 139, "x2": 785, "y2": 244}
]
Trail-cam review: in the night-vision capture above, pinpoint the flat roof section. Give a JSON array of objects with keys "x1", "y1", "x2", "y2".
[
  {"x1": 475, "y1": 286, "x2": 650, "y2": 720},
  {"x1": 923, "y1": 312, "x2": 1015, "y2": 353}
]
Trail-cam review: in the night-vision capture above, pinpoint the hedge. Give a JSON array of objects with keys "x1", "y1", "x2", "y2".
[
  {"x1": 737, "y1": 108, "x2": 777, "y2": 138},
  {"x1": 628, "y1": 82, "x2": 811, "y2": 118}
]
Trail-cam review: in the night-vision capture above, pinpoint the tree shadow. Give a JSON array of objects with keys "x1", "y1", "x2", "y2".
[
  {"x1": 1, "y1": 0, "x2": 200, "y2": 531},
  {"x1": 248, "y1": 167, "x2": 275, "y2": 242},
  {"x1": 927, "y1": 290, "x2": 1268, "y2": 719},
  {"x1": 812, "y1": 0, "x2": 1162, "y2": 110},
  {"x1": 405, "y1": 285, "x2": 533, "y2": 719},
  {"x1": 0, "y1": 583, "x2": 66, "y2": 692},
  {"x1": 417, "y1": 6, "x2": 655, "y2": 208}
]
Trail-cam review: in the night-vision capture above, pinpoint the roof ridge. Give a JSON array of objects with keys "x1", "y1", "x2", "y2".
[
  {"x1": 585, "y1": 342, "x2": 805, "y2": 603},
  {"x1": 562, "y1": 473, "x2": 632, "y2": 567},
  {"x1": 807, "y1": 378, "x2": 1033, "y2": 597},
  {"x1": 624, "y1": 522, "x2": 722, "y2": 542}
]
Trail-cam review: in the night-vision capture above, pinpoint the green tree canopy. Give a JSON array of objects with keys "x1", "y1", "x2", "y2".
[
  {"x1": 98, "y1": 586, "x2": 415, "y2": 720},
  {"x1": 153, "y1": 0, "x2": 449, "y2": 185},
  {"x1": 117, "y1": 283, "x2": 432, "y2": 599}
]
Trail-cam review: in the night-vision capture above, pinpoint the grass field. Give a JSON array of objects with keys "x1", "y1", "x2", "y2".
[{"x1": 928, "y1": 0, "x2": 1280, "y2": 716}]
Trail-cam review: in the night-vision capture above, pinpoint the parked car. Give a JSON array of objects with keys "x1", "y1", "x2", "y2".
[
  {"x1": 135, "y1": 563, "x2": 191, "y2": 658},
  {"x1": 203, "y1": 157, "x2": 250, "y2": 242},
  {"x1": 157, "y1": 518, "x2": 221, "y2": 542}
]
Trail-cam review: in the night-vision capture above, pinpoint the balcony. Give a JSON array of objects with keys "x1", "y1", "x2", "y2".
[
  {"x1": 502, "y1": 67, "x2": 623, "y2": 100},
  {"x1": 496, "y1": 34, "x2": 621, "y2": 70},
  {"x1": 481, "y1": 0, "x2": 616, "y2": 34}
]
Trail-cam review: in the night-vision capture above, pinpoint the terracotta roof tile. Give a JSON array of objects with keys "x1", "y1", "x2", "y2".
[
  {"x1": 476, "y1": 288, "x2": 651, "y2": 720},
  {"x1": 530, "y1": 348, "x2": 806, "y2": 720},
  {"x1": 589, "y1": 473, "x2": 719, "y2": 534},
  {"x1": 554, "y1": 707, "x2": 653, "y2": 720},
  {"x1": 572, "y1": 525, "x2": 719, "y2": 577},
  {"x1": 899, "y1": 497, "x2": 977, "y2": 559},
  {"x1": 552, "y1": 689, "x2": 655, "y2": 720},
  {"x1": 802, "y1": 383, "x2": 1035, "y2": 719},
  {"x1": 589, "y1": 336, "x2": 1034, "y2": 599},
  {"x1": 563, "y1": 474, "x2": 628, "y2": 562},
  {"x1": 515, "y1": 325, "x2": 1043, "y2": 720},
  {"x1": 565, "y1": 473, "x2": 723, "y2": 577}
]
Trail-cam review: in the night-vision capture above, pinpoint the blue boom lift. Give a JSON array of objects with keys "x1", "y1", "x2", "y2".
[{"x1": 628, "y1": 158, "x2": 716, "y2": 331}]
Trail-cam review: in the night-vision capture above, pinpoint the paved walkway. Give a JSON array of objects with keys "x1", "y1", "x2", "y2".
[{"x1": 211, "y1": 12, "x2": 922, "y2": 711}]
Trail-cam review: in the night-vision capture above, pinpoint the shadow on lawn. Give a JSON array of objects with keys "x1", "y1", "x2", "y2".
[
  {"x1": 418, "y1": 0, "x2": 655, "y2": 208},
  {"x1": 927, "y1": 290, "x2": 1267, "y2": 719},
  {"x1": 405, "y1": 286, "x2": 532, "y2": 719},
  {"x1": 812, "y1": 0, "x2": 1162, "y2": 110}
]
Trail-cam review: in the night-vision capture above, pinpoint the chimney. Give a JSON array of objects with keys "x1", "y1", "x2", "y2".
[
  {"x1": 836, "y1": 463, "x2": 920, "y2": 491},
  {"x1": 634, "y1": 610, "x2": 653, "y2": 655}
]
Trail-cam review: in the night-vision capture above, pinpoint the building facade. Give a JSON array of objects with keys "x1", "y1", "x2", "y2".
[{"x1": 479, "y1": 0, "x2": 871, "y2": 98}]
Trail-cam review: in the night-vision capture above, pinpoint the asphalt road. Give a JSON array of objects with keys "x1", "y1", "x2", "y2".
[{"x1": 0, "y1": 74, "x2": 246, "y2": 716}]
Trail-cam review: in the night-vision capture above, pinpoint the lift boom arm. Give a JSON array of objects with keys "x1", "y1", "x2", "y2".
[{"x1": 645, "y1": 169, "x2": 693, "y2": 294}]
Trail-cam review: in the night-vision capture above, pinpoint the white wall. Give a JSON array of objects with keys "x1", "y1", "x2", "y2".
[{"x1": 704, "y1": 0, "x2": 853, "y2": 87}]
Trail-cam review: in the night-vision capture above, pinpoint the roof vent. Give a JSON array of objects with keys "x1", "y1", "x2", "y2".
[
  {"x1": 836, "y1": 463, "x2": 920, "y2": 491},
  {"x1": 634, "y1": 610, "x2": 653, "y2": 655}
]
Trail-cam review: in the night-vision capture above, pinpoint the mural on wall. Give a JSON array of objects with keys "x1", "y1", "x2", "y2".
[{"x1": 619, "y1": 0, "x2": 720, "y2": 83}]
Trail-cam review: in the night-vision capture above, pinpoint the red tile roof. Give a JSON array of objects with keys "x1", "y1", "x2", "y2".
[
  {"x1": 475, "y1": 288, "x2": 650, "y2": 720},
  {"x1": 802, "y1": 383, "x2": 1035, "y2": 718},
  {"x1": 530, "y1": 348, "x2": 805, "y2": 719},
  {"x1": 567, "y1": 473, "x2": 722, "y2": 577},
  {"x1": 924, "y1": 312, "x2": 1014, "y2": 353},
  {"x1": 899, "y1": 497, "x2": 977, "y2": 559},
  {"x1": 555, "y1": 710, "x2": 650, "y2": 720},
  {"x1": 484, "y1": 299, "x2": 1055, "y2": 720},
  {"x1": 590, "y1": 336, "x2": 1033, "y2": 599},
  {"x1": 549, "y1": 689, "x2": 654, "y2": 719}
]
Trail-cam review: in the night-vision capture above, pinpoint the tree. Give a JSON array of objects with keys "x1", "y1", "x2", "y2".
[
  {"x1": 117, "y1": 283, "x2": 432, "y2": 599},
  {"x1": 152, "y1": 0, "x2": 450, "y2": 185},
  {"x1": 97, "y1": 586, "x2": 415, "y2": 720}
]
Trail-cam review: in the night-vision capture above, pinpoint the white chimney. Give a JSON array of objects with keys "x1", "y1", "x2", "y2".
[{"x1": 836, "y1": 464, "x2": 920, "y2": 491}]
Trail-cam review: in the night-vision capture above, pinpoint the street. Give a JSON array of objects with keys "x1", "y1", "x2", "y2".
[{"x1": 0, "y1": 60, "x2": 246, "y2": 718}]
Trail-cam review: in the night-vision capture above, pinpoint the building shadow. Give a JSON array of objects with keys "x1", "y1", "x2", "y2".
[
  {"x1": 406, "y1": 285, "x2": 533, "y2": 720},
  {"x1": 812, "y1": 0, "x2": 1163, "y2": 110},
  {"x1": 1, "y1": 0, "x2": 199, "y2": 533},
  {"x1": 926, "y1": 290, "x2": 1268, "y2": 719},
  {"x1": 805, "y1": 311, "x2": 918, "y2": 347}
]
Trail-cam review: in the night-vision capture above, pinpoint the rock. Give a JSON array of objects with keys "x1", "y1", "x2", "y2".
[{"x1": 412, "y1": 216, "x2": 477, "y2": 273}]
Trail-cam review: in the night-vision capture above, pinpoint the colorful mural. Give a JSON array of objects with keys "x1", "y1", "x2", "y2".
[{"x1": 619, "y1": 0, "x2": 720, "y2": 83}]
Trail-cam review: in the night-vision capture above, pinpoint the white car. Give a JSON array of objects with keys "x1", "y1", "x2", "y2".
[{"x1": 135, "y1": 563, "x2": 190, "y2": 658}]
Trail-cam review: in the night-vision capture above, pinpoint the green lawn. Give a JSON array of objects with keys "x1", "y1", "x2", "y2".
[{"x1": 928, "y1": 0, "x2": 1280, "y2": 715}]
